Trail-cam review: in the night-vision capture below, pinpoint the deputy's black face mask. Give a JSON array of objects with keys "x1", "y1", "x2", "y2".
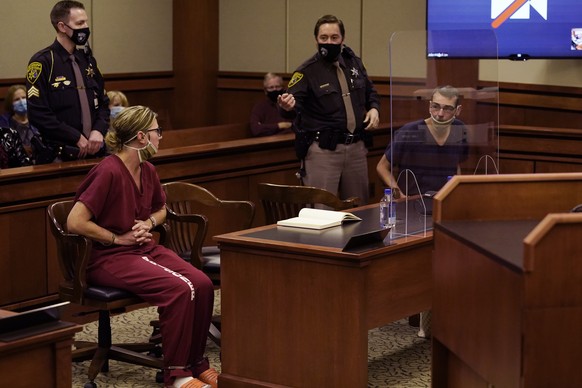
[
  {"x1": 66, "y1": 25, "x2": 90, "y2": 45},
  {"x1": 318, "y1": 43, "x2": 342, "y2": 62}
]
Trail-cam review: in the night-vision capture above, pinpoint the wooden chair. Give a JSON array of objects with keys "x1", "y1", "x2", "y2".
[
  {"x1": 162, "y1": 181, "x2": 256, "y2": 346},
  {"x1": 257, "y1": 182, "x2": 360, "y2": 224},
  {"x1": 48, "y1": 200, "x2": 164, "y2": 388}
]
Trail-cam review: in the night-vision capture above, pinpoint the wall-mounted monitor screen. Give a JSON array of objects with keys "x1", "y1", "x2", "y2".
[{"x1": 427, "y1": 0, "x2": 582, "y2": 59}]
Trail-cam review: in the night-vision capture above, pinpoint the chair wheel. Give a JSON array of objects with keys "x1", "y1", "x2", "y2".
[
  {"x1": 156, "y1": 370, "x2": 164, "y2": 384},
  {"x1": 84, "y1": 382, "x2": 97, "y2": 388}
]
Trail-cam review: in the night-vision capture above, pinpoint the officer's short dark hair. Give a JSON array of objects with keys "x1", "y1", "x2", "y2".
[
  {"x1": 314, "y1": 15, "x2": 345, "y2": 39},
  {"x1": 50, "y1": 1, "x2": 85, "y2": 31}
]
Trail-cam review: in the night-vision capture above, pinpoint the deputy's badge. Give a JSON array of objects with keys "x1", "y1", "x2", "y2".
[
  {"x1": 288, "y1": 72, "x2": 303, "y2": 88},
  {"x1": 52, "y1": 82, "x2": 60, "y2": 88},
  {"x1": 28, "y1": 86, "x2": 40, "y2": 98},
  {"x1": 86, "y1": 65, "x2": 95, "y2": 77},
  {"x1": 350, "y1": 67, "x2": 359, "y2": 78},
  {"x1": 27, "y1": 62, "x2": 42, "y2": 84}
]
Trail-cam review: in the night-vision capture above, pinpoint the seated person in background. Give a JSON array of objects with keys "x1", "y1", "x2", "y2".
[
  {"x1": 376, "y1": 85, "x2": 469, "y2": 198},
  {"x1": 249, "y1": 72, "x2": 293, "y2": 136},
  {"x1": 0, "y1": 126, "x2": 33, "y2": 168},
  {"x1": 67, "y1": 105, "x2": 219, "y2": 388},
  {"x1": 107, "y1": 90, "x2": 129, "y2": 119},
  {"x1": 0, "y1": 84, "x2": 53, "y2": 164}
]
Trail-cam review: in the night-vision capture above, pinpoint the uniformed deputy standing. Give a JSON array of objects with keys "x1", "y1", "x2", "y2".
[
  {"x1": 26, "y1": 1, "x2": 109, "y2": 161},
  {"x1": 278, "y1": 14, "x2": 380, "y2": 204}
]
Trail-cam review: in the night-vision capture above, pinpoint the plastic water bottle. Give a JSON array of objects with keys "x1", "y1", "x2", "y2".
[{"x1": 380, "y1": 188, "x2": 396, "y2": 229}]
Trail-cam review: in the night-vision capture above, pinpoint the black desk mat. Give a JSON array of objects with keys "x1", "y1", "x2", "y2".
[{"x1": 245, "y1": 201, "x2": 432, "y2": 251}]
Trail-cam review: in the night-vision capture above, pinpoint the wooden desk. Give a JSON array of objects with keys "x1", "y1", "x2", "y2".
[
  {"x1": 431, "y1": 173, "x2": 582, "y2": 388},
  {"x1": 0, "y1": 310, "x2": 81, "y2": 388},
  {"x1": 216, "y1": 204, "x2": 433, "y2": 387}
]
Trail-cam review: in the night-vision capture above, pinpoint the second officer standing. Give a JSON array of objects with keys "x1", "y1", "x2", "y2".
[{"x1": 278, "y1": 14, "x2": 380, "y2": 204}]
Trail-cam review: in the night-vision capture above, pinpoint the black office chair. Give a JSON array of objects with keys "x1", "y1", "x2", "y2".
[{"x1": 48, "y1": 200, "x2": 164, "y2": 388}]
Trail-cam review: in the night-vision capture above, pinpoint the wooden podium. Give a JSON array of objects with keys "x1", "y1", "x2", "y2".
[{"x1": 431, "y1": 173, "x2": 582, "y2": 388}]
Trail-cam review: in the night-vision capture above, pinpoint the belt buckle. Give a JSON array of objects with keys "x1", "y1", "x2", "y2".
[{"x1": 344, "y1": 133, "x2": 355, "y2": 145}]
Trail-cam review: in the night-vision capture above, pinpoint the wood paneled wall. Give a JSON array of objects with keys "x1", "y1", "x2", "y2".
[
  {"x1": 216, "y1": 71, "x2": 582, "y2": 131},
  {"x1": 1, "y1": 3, "x2": 581, "y2": 131}
]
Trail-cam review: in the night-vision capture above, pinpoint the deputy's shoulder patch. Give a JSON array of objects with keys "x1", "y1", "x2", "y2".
[
  {"x1": 27, "y1": 62, "x2": 42, "y2": 85},
  {"x1": 288, "y1": 72, "x2": 304, "y2": 88}
]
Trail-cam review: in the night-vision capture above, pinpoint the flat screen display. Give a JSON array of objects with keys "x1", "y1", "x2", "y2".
[{"x1": 427, "y1": 0, "x2": 582, "y2": 59}]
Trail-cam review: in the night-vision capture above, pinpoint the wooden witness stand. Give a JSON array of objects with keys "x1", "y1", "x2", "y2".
[{"x1": 431, "y1": 173, "x2": 582, "y2": 387}]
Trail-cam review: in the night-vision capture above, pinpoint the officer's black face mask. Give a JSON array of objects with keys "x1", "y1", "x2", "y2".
[
  {"x1": 65, "y1": 24, "x2": 91, "y2": 45},
  {"x1": 266, "y1": 89, "x2": 284, "y2": 103},
  {"x1": 318, "y1": 43, "x2": 342, "y2": 62}
]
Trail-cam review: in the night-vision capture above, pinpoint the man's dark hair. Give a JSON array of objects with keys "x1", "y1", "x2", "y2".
[
  {"x1": 50, "y1": 1, "x2": 85, "y2": 31},
  {"x1": 432, "y1": 85, "x2": 462, "y2": 107},
  {"x1": 314, "y1": 14, "x2": 345, "y2": 38}
]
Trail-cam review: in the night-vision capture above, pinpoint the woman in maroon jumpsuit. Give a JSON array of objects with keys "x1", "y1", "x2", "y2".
[{"x1": 67, "y1": 105, "x2": 218, "y2": 388}]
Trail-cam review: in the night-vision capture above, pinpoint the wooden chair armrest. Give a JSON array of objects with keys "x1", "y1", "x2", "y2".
[
  {"x1": 165, "y1": 208, "x2": 209, "y2": 267},
  {"x1": 152, "y1": 222, "x2": 171, "y2": 246},
  {"x1": 343, "y1": 197, "x2": 361, "y2": 207}
]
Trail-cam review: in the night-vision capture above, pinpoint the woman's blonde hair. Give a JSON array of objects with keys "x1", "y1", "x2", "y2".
[
  {"x1": 106, "y1": 90, "x2": 129, "y2": 107},
  {"x1": 105, "y1": 105, "x2": 157, "y2": 152}
]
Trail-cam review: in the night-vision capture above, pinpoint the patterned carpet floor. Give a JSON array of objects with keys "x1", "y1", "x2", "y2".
[{"x1": 72, "y1": 291, "x2": 430, "y2": 387}]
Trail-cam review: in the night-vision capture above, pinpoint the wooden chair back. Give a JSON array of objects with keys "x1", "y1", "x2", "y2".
[
  {"x1": 257, "y1": 183, "x2": 360, "y2": 224},
  {"x1": 162, "y1": 182, "x2": 255, "y2": 267},
  {"x1": 47, "y1": 200, "x2": 92, "y2": 304}
]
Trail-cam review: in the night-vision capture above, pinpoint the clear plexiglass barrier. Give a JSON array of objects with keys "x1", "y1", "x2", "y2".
[{"x1": 384, "y1": 29, "x2": 499, "y2": 237}]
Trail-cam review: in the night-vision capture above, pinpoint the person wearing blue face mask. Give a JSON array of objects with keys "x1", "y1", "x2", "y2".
[
  {"x1": 278, "y1": 14, "x2": 380, "y2": 203},
  {"x1": 0, "y1": 85, "x2": 33, "y2": 168},
  {"x1": 0, "y1": 84, "x2": 53, "y2": 164},
  {"x1": 249, "y1": 73, "x2": 293, "y2": 137},
  {"x1": 0, "y1": 85, "x2": 39, "y2": 152},
  {"x1": 107, "y1": 90, "x2": 129, "y2": 120},
  {"x1": 26, "y1": 1, "x2": 109, "y2": 161}
]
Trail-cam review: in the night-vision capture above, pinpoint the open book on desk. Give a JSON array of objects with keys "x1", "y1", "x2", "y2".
[{"x1": 276, "y1": 208, "x2": 362, "y2": 230}]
